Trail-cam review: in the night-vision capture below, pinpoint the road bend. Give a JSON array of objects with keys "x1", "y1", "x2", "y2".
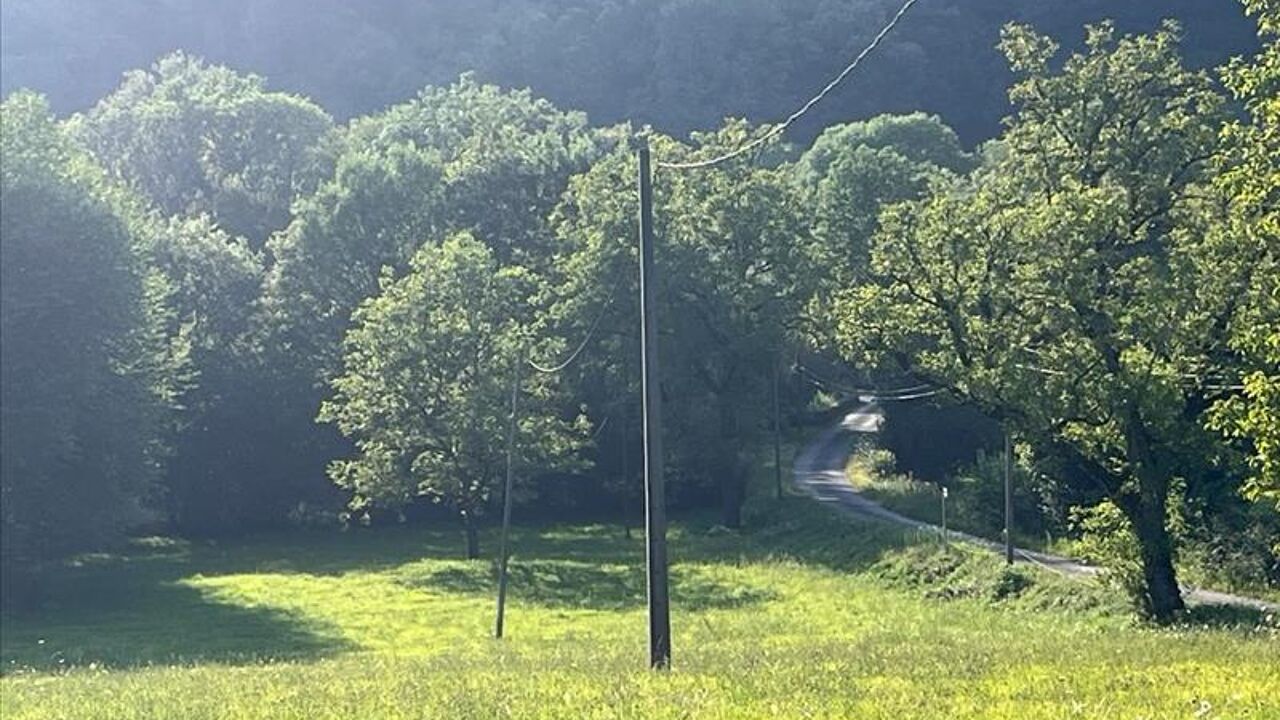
[{"x1": 791, "y1": 404, "x2": 1278, "y2": 614}]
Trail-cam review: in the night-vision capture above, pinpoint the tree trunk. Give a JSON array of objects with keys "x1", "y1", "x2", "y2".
[
  {"x1": 620, "y1": 411, "x2": 632, "y2": 540},
  {"x1": 718, "y1": 401, "x2": 744, "y2": 529},
  {"x1": 462, "y1": 509, "x2": 480, "y2": 560},
  {"x1": 1114, "y1": 404, "x2": 1186, "y2": 623},
  {"x1": 620, "y1": 479, "x2": 633, "y2": 539},
  {"x1": 721, "y1": 471, "x2": 743, "y2": 529},
  {"x1": 1128, "y1": 489, "x2": 1185, "y2": 622}
]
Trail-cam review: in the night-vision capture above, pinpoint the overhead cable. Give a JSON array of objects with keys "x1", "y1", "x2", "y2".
[
  {"x1": 657, "y1": 0, "x2": 922, "y2": 171},
  {"x1": 796, "y1": 363, "x2": 937, "y2": 399},
  {"x1": 528, "y1": 298, "x2": 611, "y2": 374}
]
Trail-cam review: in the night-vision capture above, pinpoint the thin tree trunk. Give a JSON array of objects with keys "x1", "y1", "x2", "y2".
[
  {"x1": 721, "y1": 471, "x2": 743, "y2": 529},
  {"x1": 462, "y1": 509, "x2": 480, "y2": 560},
  {"x1": 718, "y1": 400, "x2": 743, "y2": 529},
  {"x1": 620, "y1": 407, "x2": 632, "y2": 540}
]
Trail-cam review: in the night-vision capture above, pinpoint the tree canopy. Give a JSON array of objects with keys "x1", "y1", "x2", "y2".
[
  {"x1": 1, "y1": 1, "x2": 1260, "y2": 145},
  {"x1": 74, "y1": 53, "x2": 332, "y2": 247},
  {"x1": 1211, "y1": 0, "x2": 1280, "y2": 517},
  {"x1": 1, "y1": 93, "x2": 185, "y2": 597},
  {"x1": 319, "y1": 233, "x2": 585, "y2": 556},
  {"x1": 833, "y1": 21, "x2": 1245, "y2": 620}
]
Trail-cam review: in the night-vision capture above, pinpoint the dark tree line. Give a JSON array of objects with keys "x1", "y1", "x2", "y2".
[{"x1": 1, "y1": 0, "x2": 1259, "y2": 145}]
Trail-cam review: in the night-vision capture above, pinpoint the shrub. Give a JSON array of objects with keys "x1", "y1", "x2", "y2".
[{"x1": 950, "y1": 447, "x2": 1054, "y2": 543}]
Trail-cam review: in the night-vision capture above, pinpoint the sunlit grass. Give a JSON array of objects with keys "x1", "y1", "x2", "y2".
[
  {"x1": 845, "y1": 456, "x2": 947, "y2": 524},
  {"x1": 2, "y1": 496, "x2": 1277, "y2": 719}
]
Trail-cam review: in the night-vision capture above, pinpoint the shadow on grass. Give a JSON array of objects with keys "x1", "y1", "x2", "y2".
[
  {"x1": 1, "y1": 544, "x2": 352, "y2": 674},
  {"x1": 1177, "y1": 603, "x2": 1275, "y2": 631},
  {"x1": 401, "y1": 560, "x2": 775, "y2": 612},
  {"x1": 181, "y1": 524, "x2": 647, "y2": 577}
]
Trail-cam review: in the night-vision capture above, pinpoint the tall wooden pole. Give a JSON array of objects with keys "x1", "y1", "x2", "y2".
[
  {"x1": 493, "y1": 350, "x2": 523, "y2": 639},
  {"x1": 637, "y1": 137, "x2": 671, "y2": 669},
  {"x1": 1004, "y1": 430, "x2": 1014, "y2": 565}
]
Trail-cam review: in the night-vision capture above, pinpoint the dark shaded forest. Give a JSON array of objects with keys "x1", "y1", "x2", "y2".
[{"x1": 1, "y1": 0, "x2": 1259, "y2": 144}]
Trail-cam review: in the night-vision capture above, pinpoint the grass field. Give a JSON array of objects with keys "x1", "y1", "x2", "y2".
[{"x1": 2, "y1": 493, "x2": 1278, "y2": 719}]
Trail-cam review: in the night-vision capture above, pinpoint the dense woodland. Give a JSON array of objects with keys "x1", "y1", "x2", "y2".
[
  {"x1": 1, "y1": 0, "x2": 1277, "y2": 624},
  {"x1": 0, "y1": 0, "x2": 1262, "y2": 144}
]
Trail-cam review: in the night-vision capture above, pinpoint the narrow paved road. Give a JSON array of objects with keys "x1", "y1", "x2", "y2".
[{"x1": 792, "y1": 404, "x2": 1278, "y2": 614}]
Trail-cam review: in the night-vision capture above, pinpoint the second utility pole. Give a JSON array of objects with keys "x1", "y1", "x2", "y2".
[
  {"x1": 637, "y1": 136, "x2": 671, "y2": 670},
  {"x1": 494, "y1": 349, "x2": 523, "y2": 639},
  {"x1": 1004, "y1": 430, "x2": 1014, "y2": 565}
]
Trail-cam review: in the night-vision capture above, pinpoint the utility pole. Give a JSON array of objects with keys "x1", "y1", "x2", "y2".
[
  {"x1": 1004, "y1": 430, "x2": 1014, "y2": 565},
  {"x1": 940, "y1": 486, "x2": 949, "y2": 545},
  {"x1": 772, "y1": 353, "x2": 783, "y2": 500},
  {"x1": 493, "y1": 350, "x2": 523, "y2": 639},
  {"x1": 636, "y1": 136, "x2": 671, "y2": 669}
]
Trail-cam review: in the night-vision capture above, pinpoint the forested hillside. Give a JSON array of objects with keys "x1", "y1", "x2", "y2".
[{"x1": 0, "y1": 0, "x2": 1259, "y2": 143}]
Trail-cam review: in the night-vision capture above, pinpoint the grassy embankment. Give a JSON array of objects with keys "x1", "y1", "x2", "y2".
[
  {"x1": 2, "y1": 458, "x2": 1277, "y2": 719},
  {"x1": 844, "y1": 449, "x2": 1280, "y2": 605}
]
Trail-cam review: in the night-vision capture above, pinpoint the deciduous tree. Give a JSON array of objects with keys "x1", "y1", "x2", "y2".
[
  {"x1": 75, "y1": 52, "x2": 333, "y2": 247},
  {"x1": 834, "y1": 23, "x2": 1238, "y2": 620},
  {"x1": 1211, "y1": 0, "x2": 1280, "y2": 517},
  {"x1": 1, "y1": 93, "x2": 185, "y2": 599},
  {"x1": 319, "y1": 234, "x2": 585, "y2": 557}
]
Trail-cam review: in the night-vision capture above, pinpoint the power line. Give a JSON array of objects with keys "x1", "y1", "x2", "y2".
[
  {"x1": 527, "y1": 298, "x2": 611, "y2": 374},
  {"x1": 795, "y1": 363, "x2": 937, "y2": 399},
  {"x1": 879, "y1": 388, "x2": 943, "y2": 401},
  {"x1": 589, "y1": 415, "x2": 612, "y2": 442},
  {"x1": 657, "y1": 0, "x2": 922, "y2": 171}
]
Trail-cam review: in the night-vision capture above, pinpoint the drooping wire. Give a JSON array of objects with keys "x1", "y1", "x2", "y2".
[
  {"x1": 657, "y1": 0, "x2": 923, "y2": 171},
  {"x1": 589, "y1": 415, "x2": 612, "y2": 442},
  {"x1": 796, "y1": 363, "x2": 939, "y2": 400},
  {"x1": 878, "y1": 388, "x2": 943, "y2": 401},
  {"x1": 527, "y1": 298, "x2": 611, "y2": 374}
]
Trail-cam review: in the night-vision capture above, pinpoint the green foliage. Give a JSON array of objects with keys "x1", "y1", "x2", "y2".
[
  {"x1": 1210, "y1": 0, "x2": 1280, "y2": 520},
  {"x1": 951, "y1": 446, "x2": 1051, "y2": 542},
  {"x1": 793, "y1": 115, "x2": 973, "y2": 344},
  {"x1": 858, "y1": 446, "x2": 899, "y2": 479},
  {"x1": 74, "y1": 52, "x2": 333, "y2": 246},
  {"x1": 792, "y1": 112, "x2": 974, "y2": 186},
  {"x1": 552, "y1": 123, "x2": 809, "y2": 525},
  {"x1": 1069, "y1": 500, "x2": 1149, "y2": 603},
  {"x1": 263, "y1": 134, "x2": 446, "y2": 376},
  {"x1": 265, "y1": 76, "x2": 606, "y2": 379},
  {"x1": 341, "y1": 76, "x2": 610, "y2": 271},
  {"x1": 835, "y1": 21, "x2": 1241, "y2": 620},
  {"x1": 0, "y1": 92, "x2": 185, "y2": 597},
  {"x1": 2, "y1": 2, "x2": 1275, "y2": 633},
  {"x1": 318, "y1": 234, "x2": 586, "y2": 556},
  {"x1": 257, "y1": 79, "x2": 608, "y2": 535},
  {"x1": 144, "y1": 216, "x2": 300, "y2": 532}
]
